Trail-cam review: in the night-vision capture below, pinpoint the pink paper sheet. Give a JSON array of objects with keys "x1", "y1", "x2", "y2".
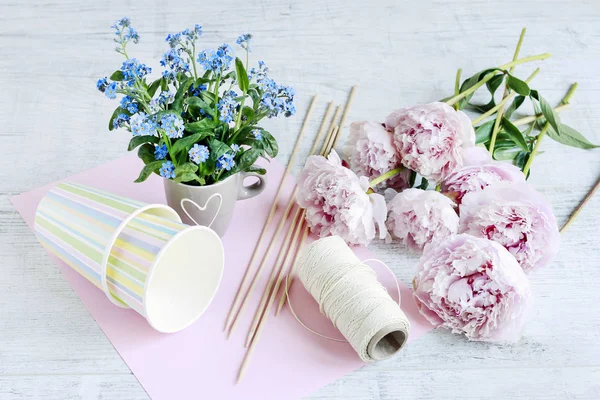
[{"x1": 11, "y1": 153, "x2": 433, "y2": 400}]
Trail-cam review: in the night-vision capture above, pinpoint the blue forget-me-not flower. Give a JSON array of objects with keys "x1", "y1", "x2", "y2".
[
  {"x1": 159, "y1": 161, "x2": 176, "y2": 179},
  {"x1": 189, "y1": 144, "x2": 210, "y2": 164}
]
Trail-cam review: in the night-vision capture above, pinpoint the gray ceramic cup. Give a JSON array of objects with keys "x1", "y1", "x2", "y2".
[{"x1": 163, "y1": 171, "x2": 266, "y2": 237}]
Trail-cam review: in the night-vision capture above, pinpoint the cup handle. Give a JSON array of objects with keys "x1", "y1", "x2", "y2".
[
  {"x1": 180, "y1": 193, "x2": 223, "y2": 228},
  {"x1": 237, "y1": 171, "x2": 267, "y2": 200}
]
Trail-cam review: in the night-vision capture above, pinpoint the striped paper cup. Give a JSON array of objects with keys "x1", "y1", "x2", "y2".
[{"x1": 34, "y1": 181, "x2": 224, "y2": 333}]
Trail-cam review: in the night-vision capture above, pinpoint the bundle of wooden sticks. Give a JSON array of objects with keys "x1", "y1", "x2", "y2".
[{"x1": 224, "y1": 87, "x2": 357, "y2": 383}]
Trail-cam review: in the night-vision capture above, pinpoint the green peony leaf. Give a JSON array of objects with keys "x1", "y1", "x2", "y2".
[
  {"x1": 545, "y1": 123, "x2": 599, "y2": 149},
  {"x1": 475, "y1": 120, "x2": 495, "y2": 144},
  {"x1": 504, "y1": 95, "x2": 525, "y2": 119},
  {"x1": 501, "y1": 117, "x2": 529, "y2": 152},
  {"x1": 506, "y1": 74, "x2": 530, "y2": 96}
]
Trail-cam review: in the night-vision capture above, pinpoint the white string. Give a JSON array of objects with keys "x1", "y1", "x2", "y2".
[
  {"x1": 180, "y1": 193, "x2": 223, "y2": 229},
  {"x1": 285, "y1": 236, "x2": 410, "y2": 362}
]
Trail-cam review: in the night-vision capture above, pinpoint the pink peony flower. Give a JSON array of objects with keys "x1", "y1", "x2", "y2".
[
  {"x1": 296, "y1": 150, "x2": 387, "y2": 246},
  {"x1": 459, "y1": 182, "x2": 560, "y2": 273},
  {"x1": 413, "y1": 234, "x2": 532, "y2": 342},
  {"x1": 386, "y1": 188, "x2": 459, "y2": 251},
  {"x1": 343, "y1": 121, "x2": 410, "y2": 191},
  {"x1": 385, "y1": 102, "x2": 475, "y2": 183},
  {"x1": 441, "y1": 146, "x2": 525, "y2": 206}
]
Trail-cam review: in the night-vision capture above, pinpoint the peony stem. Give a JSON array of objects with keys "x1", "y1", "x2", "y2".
[
  {"x1": 445, "y1": 52, "x2": 551, "y2": 106},
  {"x1": 488, "y1": 29, "x2": 529, "y2": 154},
  {"x1": 472, "y1": 68, "x2": 539, "y2": 126},
  {"x1": 523, "y1": 83, "x2": 578, "y2": 175},
  {"x1": 369, "y1": 167, "x2": 403, "y2": 189},
  {"x1": 453, "y1": 69, "x2": 462, "y2": 111},
  {"x1": 512, "y1": 104, "x2": 569, "y2": 127},
  {"x1": 560, "y1": 175, "x2": 600, "y2": 233}
]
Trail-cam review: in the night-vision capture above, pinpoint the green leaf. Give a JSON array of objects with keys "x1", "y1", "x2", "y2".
[
  {"x1": 208, "y1": 139, "x2": 232, "y2": 160},
  {"x1": 501, "y1": 117, "x2": 529, "y2": 152},
  {"x1": 200, "y1": 91, "x2": 217, "y2": 104},
  {"x1": 514, "y1": 151, "x2": 530, "y2": 172},
  {"x1": 174, "y1": 162, "x2": 199, "y2": 175},
  {"x1": 110, "y1": 70, "x2": 124, "y2": 81},
  {"x1": 247, "y1": 165, "x2": 267, "y2": 175},
  {"x1": 236, "y1": 149, "x2": 260, "y2": 171},
  {"x1": 545, "y1": 123, "x2": 599, "y2": 149},
  {"x1": 137, "y1": 143, "x2": 156, "y2": 164},
  {"x1": 174, "y1": 172, "x2": 200, "y2": 184},
  {"x1": 259, "y1": 130, "x2": 278, "y2": 158},
  {"x1": 171, "y1": 131, "x2": 212, "y2": 155},
  {"x1": 235, "y1": 57, "x2": 250, "y2": 93},
  {"x1": 530, "y1": 91, "x2": 560, "y2": 134},
  {"x1": 128, "y1": 135, "x2": 159, "y2": 151},
  {"x1": 506, "y1": 74, "x2": 530, "y2": 95},
  {"x1": 185, "y1": 119, "x2": 216, "y2": 133},
  {"x1": 475, "y1": 120, "x2": 495, "y2": 144},
  {"x1": 172, "y1": 77, "x2": 194, "y2": 112},
  {"x1": 504, "y1": 95, "x2": 525, "y2": 119},
  {"x1": 148, "y1": 78, "x2": 162, "y2": 98},
  {"x1": 417, "y1": 177, "x2": 429, "y2": 190},
  {"x1": 458, "y1": 68, "x2": 501, "y2": 106},
  {"x1": 241, "y1": 106, "x2": 255, "y2": 122},
  {"x1": 486, "y1": 74, "x2": 505, "y2": 95},
  {"x1": 134, "y1": 160, "x2": 163, "y2": 183},
  {"x1": 108, "y1": 107, "x2": 130, "y2": 131},
  {"x1": 184, "y1": 96, "x2": 215, "y2": 116},
  {"x1": 493, "y1": 145, "x2": 521, "y2": 161}
]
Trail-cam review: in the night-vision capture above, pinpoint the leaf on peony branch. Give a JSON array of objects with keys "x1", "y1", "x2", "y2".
[
  {"x1": 417, "y1": 177, "x2": 429, "y2": 190},
  {"x1": 456, "y1": 68, "x2": 501, "y2": 110},
  {"x1": 504, "y1": 95, "x2": 526, "y2": 119},
  {"x1": 506, "y1": 74, "x2": 530, "y2": 96},
  {"x1": 545, "y1": 123, "x2": 599, "y2": 149},
  {"x1": 475, "y1": 120, "x2": 495, "y2": 144},
  {"x1": 530, "y1": 90, "x2": 561, "y2": 135},
  {"x1": 501, "y1": 117, "x2": 529, "y2": 152}
]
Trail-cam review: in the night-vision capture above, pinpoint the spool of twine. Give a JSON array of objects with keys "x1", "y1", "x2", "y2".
[{"x1": 294, "y1": 236, "x2": 410, "y2": 362}]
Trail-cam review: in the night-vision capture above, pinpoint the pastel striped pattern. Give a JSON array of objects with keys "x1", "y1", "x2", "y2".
[{"x1": 34, "y1": 182, "x2": 185, "y2": 316}]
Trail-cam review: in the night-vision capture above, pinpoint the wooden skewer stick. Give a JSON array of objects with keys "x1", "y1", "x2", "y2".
[
  {"x1": 226, "y1": 102, "x2": 337, "y2": 337},
  {"x1": 223, "y1": 95, "x2": 319, "y2": 333},
  {"x1": 237, "y1": 125, "x2": 342, "y2": 383},
  {"x1": 334, "y1": 85, "x2": 357, "y2": 148},
  {"x1": 276, "y1": 227, "x2": 309, "y2": 315},
  {"x1": 560, "y1": 175, "x2": 600, "y2": 233},
  {"x1": 243, "y1": 125, "x2": 341, "y2": 346}
]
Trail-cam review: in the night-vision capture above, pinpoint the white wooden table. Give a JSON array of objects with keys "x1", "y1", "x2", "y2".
[{"x1": 1, "y1": 1, "x2": 599, "y2": 398}]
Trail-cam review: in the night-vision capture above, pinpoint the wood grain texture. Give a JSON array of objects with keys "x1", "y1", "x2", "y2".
[{"x1": 1, "y1": 0, "x2": 599, "y2": 399}]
